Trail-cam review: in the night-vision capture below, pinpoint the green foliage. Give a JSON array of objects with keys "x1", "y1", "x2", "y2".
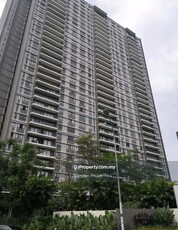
[
  {"x1": 139, "y1": 178, "x2": 176, "y2": 208},
  {"x1": 56, "y1": 177, "x2": 119, "y2": 211},
  {"x1": 0, "y1": 139, "x2": 56, "y2": 218},
  {"x1": 75, "y1": 133, "x2": 100, "y2": 164},
  {"x1": 23, "y1": 211, "x2": 117, "y2": 230},
  {"x1": 23, "y1": 216, "x2": 52, "y2": 230},
  {"x1": 153, "y1": 208, "x2": 175, "y2": 227}
]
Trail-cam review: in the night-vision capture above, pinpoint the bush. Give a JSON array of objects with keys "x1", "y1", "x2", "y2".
[
  {"x1": 153, "y1": 208, "x2": 175, "y2": 227},
  {"x1": 23, "y1": 211, "x2": 117, "y2": 230}
]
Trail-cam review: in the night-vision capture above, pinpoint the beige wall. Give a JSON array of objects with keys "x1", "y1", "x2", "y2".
[
  {"x1": 173, "y1": 209, "x2": 178, "y2": 222},
  {"x1": 53, "y1": 210, "x2": 114, "y2": 217}
]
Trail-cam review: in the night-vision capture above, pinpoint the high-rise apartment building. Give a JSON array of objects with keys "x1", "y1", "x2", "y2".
[{"x1": 0, "y1": 0, "x2": 170, "y2": 179}]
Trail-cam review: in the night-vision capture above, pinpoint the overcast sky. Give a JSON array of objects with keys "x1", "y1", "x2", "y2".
[{"x1": 0, "y1": 0, "x2": 178, "y2": 162}]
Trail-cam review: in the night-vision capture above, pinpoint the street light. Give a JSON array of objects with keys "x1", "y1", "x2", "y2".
[{"x1": 103, "y1": 109, "x2": 124, "y2": 230}]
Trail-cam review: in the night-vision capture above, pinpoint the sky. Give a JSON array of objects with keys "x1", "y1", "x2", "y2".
[{"x1": 0, "y1": 0, "x2": 178, "y2": 164}]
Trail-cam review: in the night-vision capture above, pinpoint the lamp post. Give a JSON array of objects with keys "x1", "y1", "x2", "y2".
[{"x1": 103, "y1": 109, "x2": 124, "y2": 230}]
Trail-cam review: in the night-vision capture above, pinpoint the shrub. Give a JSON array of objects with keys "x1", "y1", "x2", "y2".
[
  {"x1": 153, "y1": 208, "x2": 175, "y2": 227},
  {"x1": 23, "y1": 211, "x2": 117, "y2": 230}
]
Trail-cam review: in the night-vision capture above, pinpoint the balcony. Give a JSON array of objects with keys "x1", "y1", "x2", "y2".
[
  {"x1": 94, "y1": 19, "x2": 108, "y2": 33},
  {"x1": 133, "y1": 75, "x2": 145, "y2": 85},
  {"x1": 95, "y1": 31, "x2": 109, "y2": 47},
  {"x1": 138, "y1": 107, "x2": 152, "y2": 116},
  {"x1": 98, "y1": 112, "x2": 117, "y2": 121},
  {"x1": 30, "y1": 111, "x2": 58, "y2": 121},
  {"x1": 95, "y1": 43, "x2": 110, "y2": 56},
  {"x1": 48, "y1": 4, "x2": 65, "y2": 18},
  {"x1": 142, "y1": 124, "x2": 155, "y2": 131},
  {"x1": 131, "y1": 58, "x2": 142, "y2": 68},
  {"x1": 94, "y1": 13, "x2": 107, "y2": 25},
  {"x1": 39, "y1": 58, "x2": 61, "y2": 72},
  {"x1": 147, "y1": 157, "x2": 162, "y2": 163},
  {"x1": 95, "y1": 36, "x2": 110, "y2": 52},
  {"x1": 96, "y1": 72, "x2": 113, "y2": 84},
  {"x1": 99, "y1": 129, "x2": 114, "y2": 137},
  {"x1": 46, "y1": 12, "x2": 65, "y2": 27},
  {"x1": 35, "y1": 164, "x2": 55, "y2": 171},
  {"x1": 137, "y1": 96, "x2": 149, "y2": 104},
  {"x1": 97, "y1": 84, "x2": 114, "y2": 95},
  {"x1": 143, "y1": 136, "x2": 157, "y2": 144},
  {"x1": 95, "y1": 53, "x2": 112, "y2": 66},
  {"x1": 137, "y1": 102, "x2": 150, "y2": 110},
  {"x1": 28, "y1": 141, "x2": 56, "y2": 149},
  {"x1": 34, "y1": 86, "x2": 59, "y2": 98},
  {"x1": 133, "y1": 73, "x2": 144, "y2": 83},
  {"x1": 97, "y1": 96, "x2": 115, "y2": 106},
  {"x1": 127, "y1": 37, "x2": 137, "y2": 47},
  {"x1": 97, "y1": 90, "x2": 115, "y2": 101},
  {"x1": 45, "y1": 19, "x2": 64, "y2": 35},
  {"x1": 37, "y1": 152, "x2": 56, "y2": 160},
  {"x1": 96, "y1": 68, "x2": 113, "y2": 79},
  {"x1": 142, "y1": 130, "x2": 156, "y2": 137},
  {"x1": 28, "y1": 130, "x2": 57, "y2": 140},
  {"x1": 98, "y1": 102, "x2": 116, "y2": 112},
  {"x1": 36, "y1": 79, "x2": 60, "y2": 91},
  {"x1": 129, "y1": 48, "x2": 140, "y2": 58},
  {"x1": 100, "y1": 145, "x2": 119, "y2": 153},
  {"x1": 145, "y1": 143, "x2": 159, "y2": 149},
  {"x1": 32, "y1": 101, "x2": 58, "y2": 114},
  {"x1": 139, "y1": 112, "x2": 153, "y2": 120},
  {"x1": 41, "y1": 46, "x2": 62, "y2": 61},
  {"x1": 134, "y1": 82, "x2": 146, "y2": 91},
  {"x1": 98, "y1": 109, "x2": 117, "y2": 118},
  {"x1": 37, "y1": 71, "x2": 60, "y2": 84},
  {"x1": 95, "y1": 47, "x2": 111, "y2": 60},
  {"x1": 97, "y1": 78, "x2": 113, "y2": 90},
  {"x1": 96, "y1": 57, "x2": 112, "y2": 70},
  {"x1": 50, "y1": 0, "x2": 66, "y2": 9},
  {"x1": 29, "y1": 120, "x2": 57, "y2": 130},
  {"x1": 146, "y1": 150, "x2": 160, "y2": 157},
  {"x1": 135, "y1": 86, "x2": 147, "y2": 95},
  {"x1": 99, "y1": 138, "x2": 114, "y2": 145},
  {"x1": 141, "y1": 118, "x2": 153, "y2": 126},
  {"x1": 42, "y1": 34, "x2": 63, "y2": 50},
  {"x1": 132, "y1": 68, "x2": 143, "y2": 77},
  {"x1": 33, "y1": 92, "x2": 58, "y2": 104},
  {"x1": 43, "y1": 25, "x2": 63, "y2": 41},
  {"x1": 94, "y1": 26, "x2": 108, "y2": 40},
  {"x1": 96, "y1": 63, "x2": 112, "y2": 76},
  {"x1": 43, "y1": 32, "x2": 63, "y2": 46},
  {"x1": 40, "y1": 54, "x2": 61, "y2": 69}
]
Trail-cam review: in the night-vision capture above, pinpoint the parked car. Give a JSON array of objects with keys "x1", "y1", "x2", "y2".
[
  {"x1": 0, "y1": 226, "x2": 23, "y2": 230},
  {"x1": 0, "y1": 226, "x2": 12, "y2": 230},
  {"x1": 9, "y1": 227, "x2": 23, "y2": 230}
]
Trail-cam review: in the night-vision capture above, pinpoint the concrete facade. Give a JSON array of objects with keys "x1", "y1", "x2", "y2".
[{"x1": 0, "y1": 0, "x2": 170, "y2": 180}]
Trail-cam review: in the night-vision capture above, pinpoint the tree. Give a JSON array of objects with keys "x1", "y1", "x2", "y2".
[
  {"x1": 57, "y1": 134, "x2": 176, "y2": 210},
  {"x1": 75, "y1": 133, "x2": 100, "y2": 164},
  {"x1": 139, "y1": 178, "x2": 176, "y2": 208},
  {"x1": 0, "y1": 139, "x2": 56, "y2": 218}
]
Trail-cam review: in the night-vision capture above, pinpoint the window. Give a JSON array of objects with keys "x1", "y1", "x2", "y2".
[
  {"x1": 19, "y1": 114, "x2": 26, "y2": 121},
  {"x1": 67, "y1": 136, "x2": 74, "y2": 143},
  {"x1": 79, "y1": 115, "x2": 85, "y2": 122},
  {"x1": 67, "y1": 127, "x2": 75, "y2": 133},
  {"x1": 80, "y1": 64, "x2": 85, "y2": 71},
  {"x1": 71, "y1": 60, "x2": 77, "y2": 66},
  {"x1": 68, "y1": 112, "x2": 75, "y2": 119},
  {"x1": 69, "y1": 104, "x2": 76, "y2": 110}
]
